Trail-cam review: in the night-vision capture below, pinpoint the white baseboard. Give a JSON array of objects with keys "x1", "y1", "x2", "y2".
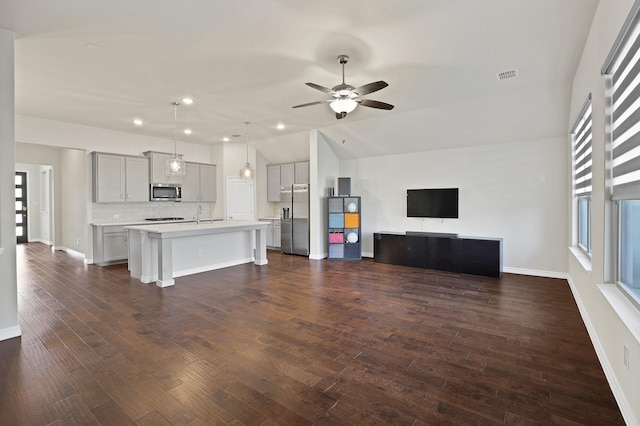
[
  {"x1": 566, "y1": 278, "x2": 637, "y2": 426},
  {"x1": 309, "y1": 253, "x2": 327, "y2": 260},
  {"x1": 59, "y1": 247, "x2": 86, "y2": 259},
  {"x1": 30, "y1": 238, "x2": 53, "y2": 245},
  {"x1": 0, "y1": 325, "x2": 22, "y2": 342},
  {"x1": 502, "y1": 267, "x2": 568, "y2": 279}
]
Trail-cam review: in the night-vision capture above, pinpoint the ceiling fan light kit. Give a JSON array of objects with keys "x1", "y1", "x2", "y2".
[
  {"x1": 330, "y1": 98, "x2": 358, "y2": 114},
  {"x1": 292, "y1": 54, "x2": 394, "y2": 119}
]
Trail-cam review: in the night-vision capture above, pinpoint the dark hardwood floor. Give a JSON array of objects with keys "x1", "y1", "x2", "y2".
[{"x1": 0, "y1": 242, "x2": 624, "y2": 425}]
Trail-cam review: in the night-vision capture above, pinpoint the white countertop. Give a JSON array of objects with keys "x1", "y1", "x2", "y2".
[
  {"x1": 91, "y1": 218, "x2": 223, "y2": 227},
  {"x1": 125, "y1": 220, "x2": 268, "y2": 239},
  {"x1": 259, "y1": 217, "x2": 281, "y2": 221}
]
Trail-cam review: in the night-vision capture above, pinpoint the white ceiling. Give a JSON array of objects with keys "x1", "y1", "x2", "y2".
[{"x1": 0, "y1": 0, "x2": 599, "y2": 159}]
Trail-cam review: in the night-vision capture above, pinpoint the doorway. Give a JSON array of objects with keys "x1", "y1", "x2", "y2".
[
  {"x1": 15, "y1": 172, "x2": 28, "y2": 244},
  {"x1": 226, "y1": 177, "x2": 254, "y2": 221}
]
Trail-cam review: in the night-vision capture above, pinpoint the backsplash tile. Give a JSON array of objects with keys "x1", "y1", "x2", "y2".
[{"x1": 91, "y1": 202, "x2": 214, "y2": 223}]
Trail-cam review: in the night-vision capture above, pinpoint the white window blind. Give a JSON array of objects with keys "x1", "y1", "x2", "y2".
[
  {"x1": 603, "y1": 0, "x2": 640, "y2": 200},
  {"x1": 571, "y1": 96, "x2": 593, "y2": 196}
]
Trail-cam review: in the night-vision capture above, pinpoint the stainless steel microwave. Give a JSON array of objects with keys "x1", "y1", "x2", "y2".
[{"x1": 150, "y1": 184, "x2": 182, "y2": 201}]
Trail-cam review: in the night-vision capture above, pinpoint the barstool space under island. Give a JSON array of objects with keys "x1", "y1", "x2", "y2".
[{"x1": 126, "y1": 220, "x2": 269, "y2": 287}]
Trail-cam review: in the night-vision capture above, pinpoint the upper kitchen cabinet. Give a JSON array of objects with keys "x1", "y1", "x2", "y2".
[
  {"x1": 280, "y1": 163, "x2": 295, "y2": 187},
  {"x1": 92, "y1": 152, "x2": 149, "y2": 203},
  {"x1": 182, "y1": 162, "x2": 217, "y2": 202},
  {"x1": 294, "y1": 161, "x2": 309, "y2": 184},
  {"x1": 144, "y1": 151, "x2": 183, "y2": 184},
  {"x1": 267, "y1": 161, "x2": 309, "y2": 201},
  {"x1": 267, "y1": 165, "x2": 281, "y2": 202}
]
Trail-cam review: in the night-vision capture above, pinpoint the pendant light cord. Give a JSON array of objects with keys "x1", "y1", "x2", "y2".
[
  {"x1": 245, "y1": 121, "x2": 250, "y2": 162},
  {"x1": 173, "y1": 101, "x2": 179, "y2": 156}
]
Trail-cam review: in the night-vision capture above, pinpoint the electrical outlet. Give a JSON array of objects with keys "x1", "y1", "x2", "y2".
[
  {"x1": 624, "y1": 345, "x2": 630, "y2": 370},
  {"x1": 113, "y1": 214, "x2": 120, "y2": 219},
  {"x1": 198, "y1": 249, "x2": 204, "y2": 257},
  {"x1": 76, "y1": 238, "x2": 79, "y2": 245}
]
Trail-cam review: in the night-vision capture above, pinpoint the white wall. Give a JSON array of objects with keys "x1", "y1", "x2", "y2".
[
  {"x1": 310, "y1": 130, "x2": 339, "y2": 259},
  {"x1": 339, "y1": 137, "x2": 568, "y2": 274},
  {"x1": 568, "y1": 1, "x2": 640, "y2": 424},
  {"x1": 60, "y1": 148, "x2": 87, "y2": 253},
  {"x1": 0, "y1": 26, "x2": 20, "y2": 341}
]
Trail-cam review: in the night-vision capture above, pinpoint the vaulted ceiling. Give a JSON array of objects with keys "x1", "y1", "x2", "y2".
[{"x1": 0, "y1": 0, "x2": 599, "y2": 160}]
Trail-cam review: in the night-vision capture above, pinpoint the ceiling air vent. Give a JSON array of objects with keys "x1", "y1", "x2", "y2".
[{"x1": 496, "y1": 69, "x2": 518, "y2": 81}]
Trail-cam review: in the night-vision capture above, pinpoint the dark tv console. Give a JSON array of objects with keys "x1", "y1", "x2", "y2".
[{"x1": 373, "y1": 231, "x2": 502, "y2": 277}]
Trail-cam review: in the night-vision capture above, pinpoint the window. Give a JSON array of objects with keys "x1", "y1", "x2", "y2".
[
  {"x1": 619, "y1": 200, "x2": 640, "y2": 300},
  {"x1": 602, "y1": 1, "x2": 640, "y2": 304},
  {"x1": 571, "y1": 95, "x2": 592, "y2": 256}
]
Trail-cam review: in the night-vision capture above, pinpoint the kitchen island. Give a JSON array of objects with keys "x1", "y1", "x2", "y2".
[{"x1": 126, "y1": 220, "x2": 269, "y2": 287}]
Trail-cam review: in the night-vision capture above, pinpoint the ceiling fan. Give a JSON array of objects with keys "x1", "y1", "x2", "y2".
[{"x1": 292, "y1": 54, "x2": 394, "y2": 119}]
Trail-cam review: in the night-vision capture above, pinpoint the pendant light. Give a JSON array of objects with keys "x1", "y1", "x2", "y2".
[
  {"x1": 166, "y1": 101, "x2": 186, "y2": 176},
  {"x1": 239, "y1": 121, "x2": 254, "y2": 180}
]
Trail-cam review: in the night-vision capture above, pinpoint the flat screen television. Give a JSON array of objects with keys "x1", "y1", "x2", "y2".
[{"x1": 407, "y1": 188, "x2": 459, "y2": 218}]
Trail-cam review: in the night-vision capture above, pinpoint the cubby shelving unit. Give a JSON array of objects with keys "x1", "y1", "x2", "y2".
[{"x1": 327, "y1": 196, "x2": 361, "y2": 260}]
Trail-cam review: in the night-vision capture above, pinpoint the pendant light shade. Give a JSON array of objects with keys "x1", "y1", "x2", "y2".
[
  {"x1": 166, "y1": 101, "x2": 186, "y2": 176},
  {"x1": 239, "y1": 121, "x2": 254, "y2": 180}
]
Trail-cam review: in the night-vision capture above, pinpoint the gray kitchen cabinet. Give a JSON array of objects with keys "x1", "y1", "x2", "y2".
[
  {"x1": 265, "y1": 221, "x2": 274, "y2": 247},
  {"x1": 92, "y1": 225, "x2": 128, "y2": 265},
  {"x1": 92, "y1": 152, "x2": 149, "y2": 203},
  {"x1": 273, "y1": 219, "x2": 281, "y2": 248},
  {"x1": 280, "y1": 163, "x2": 295, "y2": 187},
  {"x1": 182, "y1": 162, "x2": 217, "y2": 202},
  {"x1": 199, "y1": 164, "x2": 217, "y2": 202},
  {"x1": 145, "y1": 151, "x2": 183, "y2": 184},
  {"x1": 267, "y1": 165, "x2": 281, "y2": 202},
  {"x1": 125, "y1": 156, "x2": 150, "y2": 202},
  {"x1": 267, "y1": 161, "x2": 309, "y2": 201},
  {"x1": 260, "y1": 218, "x2": 281, "y2": 248},
  {"x1": 294, "y1": 161, "x2": 309, "y2": 184}
]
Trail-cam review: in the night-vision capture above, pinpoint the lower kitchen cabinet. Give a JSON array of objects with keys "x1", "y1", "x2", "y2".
[
  {"x1": 273, "y1": 220, "x2": 281, "y2": 249},
  {"x1": 260, "y1": 218, "x2": 281, "y2": 249},
  {"x1": 92, "y1": 225, "x2": 128, "y2": 265}
]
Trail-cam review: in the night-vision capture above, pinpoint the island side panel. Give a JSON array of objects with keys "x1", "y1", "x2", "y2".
[{"x1": 171, "y1": 231, "x2": 254, "y2": 278}]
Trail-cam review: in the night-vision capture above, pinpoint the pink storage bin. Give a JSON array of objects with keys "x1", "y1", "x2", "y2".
[{"x1": 329, "y1": 233, "x2": 344, "y2": 243}]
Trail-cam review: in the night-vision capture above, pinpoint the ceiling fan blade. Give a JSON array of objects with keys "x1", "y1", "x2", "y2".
[
  {"x1": 355, "y1": 81, "x2": 388, "y2": 96},
  {"x1": 336, "y1": 112, "x2": 347, "y2": 119},
  {"x1": 292, "y1": 100, "x2": 328, "y2": 108},
  {"x1": 306, "y1": 82, "x2": 334, "y2": 95},
  {"x1": 358, "y1": 99, "x2": 395, "y2": 110}
]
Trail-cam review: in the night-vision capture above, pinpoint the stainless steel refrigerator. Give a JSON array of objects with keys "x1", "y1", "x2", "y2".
[{"x1": 280, "y1": 183, "x2": 309, "y2": 256}]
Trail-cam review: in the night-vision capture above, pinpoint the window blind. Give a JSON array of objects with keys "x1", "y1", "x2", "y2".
[
  {"x1": 603, "y1": 0, "x2": 640, "y2": 200},
  {"x1": 571, "y1": 96, "x2": 592, "y2": 197}
]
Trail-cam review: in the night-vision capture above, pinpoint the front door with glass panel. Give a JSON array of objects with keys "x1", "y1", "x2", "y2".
[{"x1": 15, "y1": 172, "x2": 28, "y2": 244}]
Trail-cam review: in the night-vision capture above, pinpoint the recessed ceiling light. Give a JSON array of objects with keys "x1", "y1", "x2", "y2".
[
  {"x1": 223, "y1": 136, "x2": 230, "y2": 142},
  {"x1": 181, "y1": 98, "x2": 194, "y2": 105},
  {"x1": 133, "y1": 118, "x2": 143, "y2": 126},
  {"x1": 277, "y1": 123, "x2": 285, "y2": 130},
  {"x1": 184, "y1": 129, "x2": 192, "y2": 135}
]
